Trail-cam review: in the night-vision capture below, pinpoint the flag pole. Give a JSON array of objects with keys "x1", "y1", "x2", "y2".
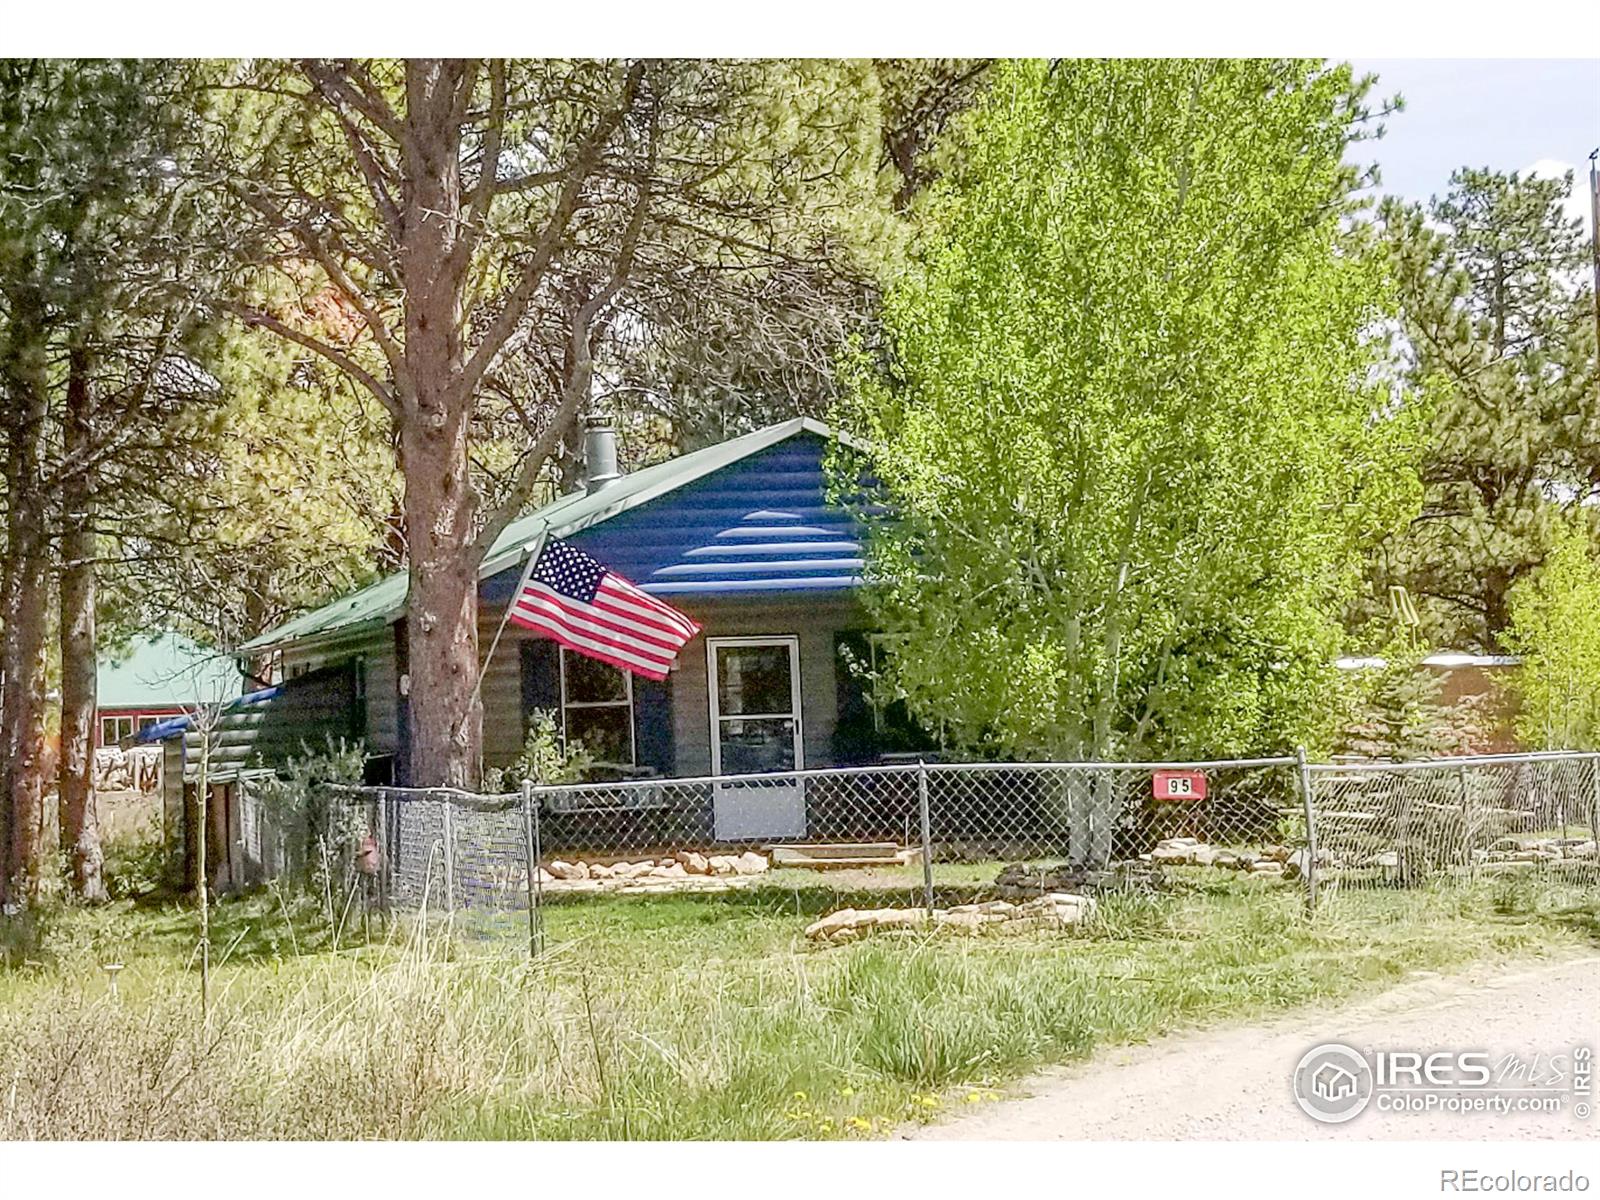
[{"x1": 453, "y1": 525, "x2": 550, "y2": 756}]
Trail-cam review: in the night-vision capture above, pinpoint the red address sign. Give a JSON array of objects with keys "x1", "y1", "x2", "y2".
[{"x1": 1153, "y1": 770, "x2": 1207, "y2": 801}]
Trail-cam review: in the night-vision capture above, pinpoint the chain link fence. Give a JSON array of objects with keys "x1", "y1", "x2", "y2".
[
  {"x1": 279, "y1": 751, "x2": 1600, "y2": 950},
  {"x1": 1305, "y1": 753, "x2": 1600, "y2": 896}
]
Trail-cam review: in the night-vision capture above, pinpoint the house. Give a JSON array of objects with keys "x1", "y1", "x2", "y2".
[
  {"x1": 97, "y1": 631, "x2": 242, "y2": 746},
  {"x1": 146, "y1": 416, "x2": 933, "y2": 888}
]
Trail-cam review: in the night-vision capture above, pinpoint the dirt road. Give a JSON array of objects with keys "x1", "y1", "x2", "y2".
[{"x1": 913, "y1": 955, "x2": 1600, "y2": 1140}]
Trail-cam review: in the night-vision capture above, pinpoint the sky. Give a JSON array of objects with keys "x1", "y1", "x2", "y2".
[{"x1": 1349, "y1": 59, "x2": 1599, "y2": 225}]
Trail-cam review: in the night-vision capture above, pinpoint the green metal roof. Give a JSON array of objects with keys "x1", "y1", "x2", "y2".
[
  {"x1": 239, "y1": 417, "x2": 843, "y2": 654},
  {"x1": 98, "y1": 631, "x2": 242, "y2": 708}
]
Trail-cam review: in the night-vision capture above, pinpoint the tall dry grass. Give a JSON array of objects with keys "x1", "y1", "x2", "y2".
[{"x1": 2, "y1": 877, "x2": 1594, "y2": 1139}]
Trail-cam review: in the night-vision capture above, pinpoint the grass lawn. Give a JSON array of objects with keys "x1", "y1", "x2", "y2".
[{"x1": 2, "y1": 866, "x2": 1596, "y2": 1139}]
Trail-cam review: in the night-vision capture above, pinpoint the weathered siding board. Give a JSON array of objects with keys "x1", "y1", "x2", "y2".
[
  {"x1": 479, "y1": 614, "x2": 530, "y2": 769},
  {"x1": 183, "y1": 663, "x2": 361, "y2": 777},
  {"x1": 363, "y1": 644, "x2": 399, "y2": 756},
  {"x1": 280, "y1": 626, "x2": 398, "y2": 756}
]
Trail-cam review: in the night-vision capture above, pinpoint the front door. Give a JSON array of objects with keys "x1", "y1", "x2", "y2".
[{"x1": 709, "y1": 636, "x2": 805, "y2": 840}]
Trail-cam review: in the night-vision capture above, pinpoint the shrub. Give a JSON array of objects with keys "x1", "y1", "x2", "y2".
[
  {"x1": 483, "y1": 710, "x2": 594, "y2": 792},
  {"x1": 102, "y1": 833, "x2": 168, "y2": 901}
]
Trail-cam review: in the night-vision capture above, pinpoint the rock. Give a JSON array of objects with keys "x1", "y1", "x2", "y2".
[
  {"x1": 734, "y1": 851, "x2": 769, "y2": 876},
  {"x1": 1263, "y1": 845, "x2": 1291, "y2": 863},
  {"x1": 679, "y1": 852, "x2": 711, "y2": 875},
  {"x1": 707, "y1": 855, "x2": 739, "y2": 876},
  {"x1": 949, "y1": 900, "x2": 1019, "y2": 916},
  {"x1": 805, "y1": 909, "x2": 860, "y2": 939},
  {"x1": 651, "y1": 862, "x2": 688, "y2": 878},
  {"x1": 1190, "y1": 845, "x2": 1219, "y2": 867},
  {"x1": 1212, "y1": 851, "x2": 1239, "y2": 869},
  {"x1": 867, "y1": 908, "x2": 927, "y2": 930},
  {"x1": 548, "y1": 860, "x2": 590, "y2": 881},
  {"x1": 1284, "y1": 849, "x2": 1308, "y2": 880},
  {"x1": 588, "y1": 862, "x2": 613, "y2": 878},
  {"x1": 1151, "y1": 846, "x2": 1192, "y2": 864},
  {"x1": 531, "y1": 867, "x2": 558, "y2": 884},
  {"x1": 806, "y1": 907, "x2": 929, "y2": 941},
  {"x1": 1249, "y1": 861, "x2": 1285, "y2": 877}
]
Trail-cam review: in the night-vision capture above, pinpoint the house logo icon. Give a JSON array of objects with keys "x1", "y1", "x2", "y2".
[{"x1": 1294, "y1": 1043, "x2": 1373, "y2": 1123}]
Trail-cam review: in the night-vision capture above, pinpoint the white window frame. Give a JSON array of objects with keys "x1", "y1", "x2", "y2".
[
  {"x1": 101, "y1": 714, "x2": 136, "y2": 746},
  {"x1": 558, "y1": 647, "x2": 637, "y2": 768}
]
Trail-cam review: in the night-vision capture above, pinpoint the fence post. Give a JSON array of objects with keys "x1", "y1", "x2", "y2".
[
  {"x1": 1589, "y1": 756, "x2": 1600, "y2": 879},
  {"x1": 917, "y1": 759, "x2": 935, "y2": 917},
  {"x1": 1458, "y1": 766, "x2": 1475, "y2": 880},
  {"x1": 522, "y1": 780, "x2": 544, "y2": 960},
  {"x1": 1296, "y1": 746, "x2": 1318, "y2": 916},
  {"x1": 441, "y1": 798, "x2": 456, "y2": 918}
]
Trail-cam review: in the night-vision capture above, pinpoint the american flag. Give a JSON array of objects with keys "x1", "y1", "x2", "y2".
[{"x1": 508, "y1": 538, "x2": 701, "y2": 680}]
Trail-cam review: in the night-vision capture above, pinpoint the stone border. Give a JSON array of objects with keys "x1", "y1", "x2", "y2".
[{"x1": 805, "y1": 893, "x2": 1097, "y2": 943}]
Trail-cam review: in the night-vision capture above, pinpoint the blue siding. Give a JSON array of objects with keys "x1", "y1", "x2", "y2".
[{"x1": 482, "y1": 433, "x2": 865, "y2": 601}]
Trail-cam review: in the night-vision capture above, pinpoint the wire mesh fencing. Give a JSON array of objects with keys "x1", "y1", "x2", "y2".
[
  {"x1": 1305, "y1": 753, "x2": 1600, "y2": 897},
  {"x1": 307, "y1": 750, "x2": 1600, "y2": 945}
]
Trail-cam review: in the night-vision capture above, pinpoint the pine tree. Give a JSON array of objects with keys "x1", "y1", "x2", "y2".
[{"x1": 1365, "y1": 168, "x2": 1600, "y2": 651}]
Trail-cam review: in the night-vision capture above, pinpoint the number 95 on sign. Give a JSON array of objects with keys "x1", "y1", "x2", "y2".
[{"x1": 1153, "y1": 770, "x2": 1207, "y2": 801}]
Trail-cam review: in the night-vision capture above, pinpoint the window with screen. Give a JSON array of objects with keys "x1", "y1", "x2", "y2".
[{"x1": 560, "y1": 649, "x2": 636, "y2": 768}]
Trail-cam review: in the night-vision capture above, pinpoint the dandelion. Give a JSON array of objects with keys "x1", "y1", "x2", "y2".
[
  {"x1": 918, "y1": 1095, "x2": 939, "y2": 1109},
  {"x1": 965, "y1": 1091, "x2": 982, "y2": 1104},
  {"x1": 846, "y1": 1116, "x2": 872, "y2": 1131},
  {"x1": 792, "y1": 1090, "x2": 808, "y2": 1102},
  {"x1": 841, "y1": 1086, "x2": 855, "y2": 1097}
]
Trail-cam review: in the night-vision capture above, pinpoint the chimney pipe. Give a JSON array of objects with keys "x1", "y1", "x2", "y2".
[{"x1": 583, "y1": 414, "x2": 621, "y2": 494}]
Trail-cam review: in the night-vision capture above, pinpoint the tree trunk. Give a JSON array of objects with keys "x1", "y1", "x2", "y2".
[
  {"x1": 1, "y1": 296, "x2": 55, "y2": 902},
  {"x1": 399, "y1": 60, "x2": 482, "y2": 789},
  {"x1": 400, "y1": 421, "x2": 482, "y2": 789},
  {"x1": 59, "y1": 343, "x2": 105, "y2": 901}
]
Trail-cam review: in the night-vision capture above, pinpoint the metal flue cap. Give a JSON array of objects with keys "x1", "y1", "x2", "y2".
[{"x1": 583, "y1": 414, "x2": 621, "y2": 494}]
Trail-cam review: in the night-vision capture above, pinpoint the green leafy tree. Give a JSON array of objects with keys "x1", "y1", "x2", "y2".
[
  {"x1": 838, "y1": 59, "x2": 1419, "y2": 863},
  {"x1": 1504, "y1": 522, "x2": 1600, "y2": 750},
  {"x1": 1364, "y1": 168, "x2": 1599, "y2": 650}
]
